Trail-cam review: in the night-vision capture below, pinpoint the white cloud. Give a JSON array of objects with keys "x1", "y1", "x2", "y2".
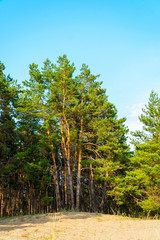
[
  {"x1": 125, "y1": 102, "x2": 144, "y2": 132},
  {"x1": 125, "y1": 103, "x2": 144, "y2": 149},
  {"x1": 126, "y1": 119, "x2": 143, "y2": 150},
  {"x1": 129, "y1": 102, "x2": 145, "y2": 117},
  {"x1": 126, "y1": 119, "x2": 143, "y2": 133}
]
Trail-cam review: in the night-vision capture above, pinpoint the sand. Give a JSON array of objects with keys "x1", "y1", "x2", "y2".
[{"x1": 0, "y1": 212, "x2": 160, "y2": 240}]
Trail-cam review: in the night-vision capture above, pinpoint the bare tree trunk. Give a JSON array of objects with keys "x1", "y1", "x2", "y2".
[
  {"x1": 1, "y1": 179, "x2": 4, "y2": 217},
  {"x1": 60, "y1": 117, "x2": 74, "y2": 210},
  {"x1": 19, "y1": 169, "x2": 24, "y2": 214},
  {"x1": 61, "y1": 139, "x2": 67, "y2": 209},
  {"x1": 89, "y1": 163, "x2": 96, "y2": 212},
  {"x1": 76, "y1": 149, "x2": 81, "y2": 209},
  {"x1": 100, "y1": 182, "x2": 107, "y2": 213},
  {"x1": 39, "y1": 191, "x2": 41, "y2": 214},
  {"x1": 1, "y1": 192, "x2": 4, "y2": 217},
  {"x1": 51, "y1": 150, "x2": 61, "y2": 211},
  {"x1": 76, "y1": 113, "x2": 83, "y2": 210},
  {"x1": 100, "y1": 172, "x2": 108, "y2": 213},
  {"x1": 66, "y1": 124, "x2": 75, "y2": 210},
  {"x1": 64, "y1": 162, "x2": 68, "y2": 208},
  {"x1": 66, "y1": 154, "x2": 75, "y2": 210}
]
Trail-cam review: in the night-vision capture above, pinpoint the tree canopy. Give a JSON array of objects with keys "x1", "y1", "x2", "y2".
[{"x1": 0, "y1": 56, "x2": 159, "y2": 217}]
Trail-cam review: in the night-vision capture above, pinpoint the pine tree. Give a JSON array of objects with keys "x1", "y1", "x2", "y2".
[
  {"x1": 123, "y1": 91, "x2": 160, "y2": 216},
  {"x1": 0, "y1": 57, "x2": 131, "y2": 216},
  {"x1": 46, "y1": 55, "x2": 77, "y2": 210},
  {"x1": 75, "y1": 64, "x2": 100, "y2": 210},
  {"x1": 75, "y1": 64, "x2": 130, "y2": 212},
  {"x1": 17, "y1": 62, "x2": 61, "y2": 212},
  {"x1": 0, "y1": 62, "x2": 19, "y2": 216}
]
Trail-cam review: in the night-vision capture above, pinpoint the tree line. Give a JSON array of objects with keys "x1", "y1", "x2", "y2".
[{"x1": 0, "y1": 55, "x2": 160, "y2": 217}]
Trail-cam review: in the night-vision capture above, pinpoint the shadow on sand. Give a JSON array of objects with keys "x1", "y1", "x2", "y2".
[{"x1": 0, "y1": 212, "x2": 102, "y2": 233}]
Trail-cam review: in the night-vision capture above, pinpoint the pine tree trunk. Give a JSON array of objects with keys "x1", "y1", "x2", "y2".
[
  {"x1": 1, "y1": 179, "x2": 4, "y2": 217},
  {"x1": 39, "y1": 190, "x2": 42, "y2": 214},
  {"x1": 66, "y1": 126, "x2": 75, "y2": 210},
  {"x1": 76, "y1": 115, "x2": 83, "y2": 210},
  {"x1": 76, "y1": 148, "x2": 81, "y2": 209},
  {"x1": 16, "y1": 192, "x2": 19, "y2": 215},
  {"x1": 61, "y1": 139, "x2": 67, "y2": 208},
  {"x1": 64, "y1": 162, "x2": 68, "y2": 208},
  {"x1": 66, "y1": 155, "x2": 75, "y2": 210},
  {"x1": 55, "y1": 170, "x2": 61, "y2": 211},
  {"x1": 60, "y1": 118, "x2": 74, "y2": 210},
  {"x1": 89, "y1": 163, "x2": 96, "y2": 212},
  {"x1": 7, "y1": 200, "x2": 10, "y2": 216},
  {"x1": 100, "y1": 172, "x2": 108, "y2": 213},
  {"x1": 1, "y1": 192, "x2": 4, "y2": 217},
  {"x1": 62, "y1": 92, "x2": 75, "y2": 210},
  {"x1": 28, "y1": 183, "x2": 31, "y2": 215},
  {"x1": 51, "y1": 150, "x2": 61, "y2": 211},
  {"x1": 19, "y1": 169, "x2": 24, "y2": 214},
  {"x1": 100, "y1": 182, "x2": 107, "y2": 213}
]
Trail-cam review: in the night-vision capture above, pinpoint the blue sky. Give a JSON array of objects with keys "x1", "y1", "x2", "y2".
[{"x1": 1, "y1": 0, "x2": 160, "y2": 137}]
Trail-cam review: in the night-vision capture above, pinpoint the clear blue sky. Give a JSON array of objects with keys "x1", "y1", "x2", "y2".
[{"x1": 1, "y1": 0, "x2": 160, "y2": 135}]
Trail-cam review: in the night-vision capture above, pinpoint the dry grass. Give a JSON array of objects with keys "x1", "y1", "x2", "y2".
[{"x1": 0, "y1": 212, "x2": 160, "y2": 240}]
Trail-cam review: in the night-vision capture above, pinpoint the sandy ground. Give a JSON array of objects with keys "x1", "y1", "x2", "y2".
[{"x1": 0, "y1": 212, "x2": 160, "y2": 240}]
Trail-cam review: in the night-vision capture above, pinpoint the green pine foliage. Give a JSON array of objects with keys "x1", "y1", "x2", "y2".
[
  {"x1": 123, "y1": 91, "x2": 160, "y2": 216},
  {"x1": 0, "y1": 62, "x2": 20, "y2": 216},
  {"x1": 0, "y1": 57, "x2": 159, "y2": 217}
]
